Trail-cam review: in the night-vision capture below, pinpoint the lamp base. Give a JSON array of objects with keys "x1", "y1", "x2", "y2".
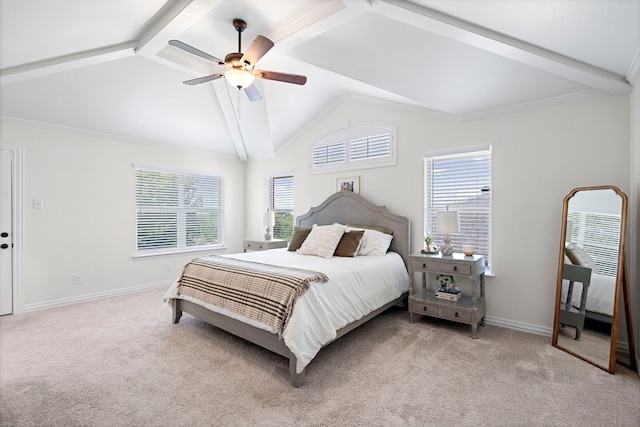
[
  {"x1": 441, "y1": 233, "x2": 455, "y2": 256},
  {"x1": 264, "y1": 226, "x2": 272, "y2": 241}
]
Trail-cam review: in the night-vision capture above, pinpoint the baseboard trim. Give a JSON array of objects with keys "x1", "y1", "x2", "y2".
[
  {"x1": 22, "y1": 281, "x2": 172, "y2": 313},
  {"x1": 485, "y1": 315, "x2": 553, "y2": 336}
]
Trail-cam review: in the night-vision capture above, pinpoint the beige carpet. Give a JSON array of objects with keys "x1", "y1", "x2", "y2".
[{"x1": 1, "y1": 288, "x2": 639, "y2": 427}]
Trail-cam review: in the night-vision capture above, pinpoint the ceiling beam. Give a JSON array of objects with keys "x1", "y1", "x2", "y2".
[
  {"x1": 267, "y1": 0, "x2": 372, "y2": 54},
  {"x1": 212, "y1": 83, "x2": 248, "y2": 161},
  {"x1": 376, "y1": 0, "x2": 632, "y2": 94},
  {"x1": 0, "y1": 42, "x2": 136, "y2": 85},
  {"x1": 135, "y1": 0, "x2": 223, "y2": 69}
]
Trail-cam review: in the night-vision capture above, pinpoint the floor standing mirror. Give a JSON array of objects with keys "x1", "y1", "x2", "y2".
[{"x1": 552, "y1": 185, "x2": 637, "y2": 373}]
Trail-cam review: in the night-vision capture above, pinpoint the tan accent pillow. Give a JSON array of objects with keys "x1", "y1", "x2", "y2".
[
  {"x1": 298, "y1": 224, "x2": 346, "y2": 258},
  {"x1": 334, "y1": 230, "x2": 365, "y2": 257},
  {"x1": 287, "y1": 226, "x2": 312, "y2": 251},
  {"x1": 565, "y1": 244, "x2": 598, "y2": 273}
]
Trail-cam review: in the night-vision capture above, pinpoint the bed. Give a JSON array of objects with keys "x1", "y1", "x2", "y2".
[
  {"x1": 562, "y1": 271, "x2": 616, "y2": 324},
  {"x1": 164, "y1": 191, "x2": 410, "y2": 387},
  {"x1": 563, "y1": 244, "x2": 616, "y2": 324}
]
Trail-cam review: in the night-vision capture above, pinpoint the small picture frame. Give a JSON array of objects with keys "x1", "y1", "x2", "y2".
[{"x1": 337, "y1": 176, "x2": 360, "y2": 193}]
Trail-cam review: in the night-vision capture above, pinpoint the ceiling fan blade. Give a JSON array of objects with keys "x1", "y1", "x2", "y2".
[
  {"x1": 244, "y1": 84, "x2": 262, "y2": 102},
  {"x1": 254, "y1": 70, "x2": 307, "y2": 85},
  {"x1": 168, "y1": 40, "x2": 225, "y2": 65},
  {"x1": 241, "y1": 35, "x2": 274, "y2": 68},
  {"x1": 183, "y1": 73, "x2": 225, "y2": 85}
]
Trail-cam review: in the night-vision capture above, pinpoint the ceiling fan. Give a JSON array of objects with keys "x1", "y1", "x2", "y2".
[{"x1": 169, "y1": 19, "x2": 307, "y2": 102}]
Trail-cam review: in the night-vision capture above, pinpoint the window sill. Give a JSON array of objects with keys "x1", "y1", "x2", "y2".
[{"x1": 133, "y1": 245, "x2": 226, "y2": 259}]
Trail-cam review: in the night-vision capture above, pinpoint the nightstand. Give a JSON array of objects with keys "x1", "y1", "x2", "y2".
[
  {"x1": 408, "y1": 252, "x2": 486, "y2": 338},
  {"x1": 243, "y1": 239, "x2": 288, "y2": 252}
]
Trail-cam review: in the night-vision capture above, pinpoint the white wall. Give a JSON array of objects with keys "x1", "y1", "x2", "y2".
[
  {"x1": 1, "y1": 123, "x2": 245, "y2": 311},
  {"x1": 630, "y1": 82, "x2": 639, "y2": 366},
  {"x1": 245, "y1": 95, "x2": 632, "y2": 333}
]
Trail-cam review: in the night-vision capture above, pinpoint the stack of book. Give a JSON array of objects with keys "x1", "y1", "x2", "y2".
[{"x1": 435, "y1": 287, "x2": 463, "y2": 301}]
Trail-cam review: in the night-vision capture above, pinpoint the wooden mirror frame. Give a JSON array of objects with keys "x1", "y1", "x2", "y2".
[{"x1": 552, "y1": 185, "x2": 637, "y2": 373}]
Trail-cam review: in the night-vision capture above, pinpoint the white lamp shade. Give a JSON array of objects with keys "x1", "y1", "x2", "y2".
[
  {"x1": 437, "y1": 210, "x2": 459, "y2": 234},
  {"x1": 226, "y1": 69, "x2": 255, "y2": 88},
  {"x1": 262, "y1": 211, "x2": 275, "y2": 227}
]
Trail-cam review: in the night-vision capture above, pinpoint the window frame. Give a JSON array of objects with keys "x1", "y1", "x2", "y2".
[
  {"x1": 567, "y1": 210, "x2": 621, "y2": 277},
  {"x1": 309, "y1": 121, "x2": 397, "y2": 174},
  {"x1": 134, "y1": 164, "x2": 224, "y2": 257},
  {"x1": 267, "y1": 172, "x2": 294, "y2": 241},
  {"x1": 424, "y1": 146, "x2": 492, "y2": 272}
]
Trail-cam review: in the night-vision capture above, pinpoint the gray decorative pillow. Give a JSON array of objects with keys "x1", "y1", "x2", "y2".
[
  {"x1": 346, "y1": 224, "x2": 393, "y2": 235},
  {"x1": 565, "y1": 244, "x2": 598, "y2": 273},
  {"x1": 334, "y1": 230, "x2": 365, "y2": 257},
  {"x1": 287, "y1": 226, "x2": 312, "y2": 251}
]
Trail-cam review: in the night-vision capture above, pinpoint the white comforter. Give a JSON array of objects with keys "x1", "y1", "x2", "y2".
[
  {"x1": 562, "y1": 273, "x2": 616, "y2": 317},
  {"x1": 165, "y1": 249, "x2": 409, "y2": 373}
]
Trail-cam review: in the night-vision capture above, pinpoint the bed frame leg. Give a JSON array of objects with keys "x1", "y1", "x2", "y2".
[
  {"x1": 289, "y1": 357, "x2": 304, "y2": 388},
  {"x1": 172, "y1": 299, "x2": 183, "y2": 324}
]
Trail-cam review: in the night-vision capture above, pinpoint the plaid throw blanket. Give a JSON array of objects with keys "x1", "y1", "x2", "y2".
[{"x1": 177, "y1": 256, "x2": 329, "y2": 333}]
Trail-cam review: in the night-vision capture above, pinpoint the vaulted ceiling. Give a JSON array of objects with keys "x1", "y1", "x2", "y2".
[{"x1": 1, "y1": 0, "x2": 639, "y2": 160}]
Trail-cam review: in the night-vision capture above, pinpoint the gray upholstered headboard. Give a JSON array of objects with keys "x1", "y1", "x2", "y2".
[{"x1": 296, "y1": 191, "x2": 410, "y2": 268}]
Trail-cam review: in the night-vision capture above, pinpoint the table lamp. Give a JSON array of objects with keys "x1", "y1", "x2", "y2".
[
  {"x1": 437, "y1": 210, "x2": 459, "y2": 256},
  {"x1": 263, "y1": 211, "x2": 275, "y2": 241}
]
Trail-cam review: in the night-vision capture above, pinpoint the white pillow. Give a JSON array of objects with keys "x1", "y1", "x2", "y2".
[
  {"x1": 348, "y1": 227, "x2": 394, "y2": 256},
  {"x1": 298, "y1": 224, "x2": 346, "y2": 258}
]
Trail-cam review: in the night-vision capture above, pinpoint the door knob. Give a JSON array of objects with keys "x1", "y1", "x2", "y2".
[{"x1": 0, "y1": 244, "x2": 9, "y2": 249}]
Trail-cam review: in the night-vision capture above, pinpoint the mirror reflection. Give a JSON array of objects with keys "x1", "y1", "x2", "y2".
[{"x1": 553, "y1": 187, "x2": 624, "y2": 372}]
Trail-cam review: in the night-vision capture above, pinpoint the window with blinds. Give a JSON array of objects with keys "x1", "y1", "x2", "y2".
[
  {"x1": 310, "y1": 122, "x2": 396, "y2": 173},
  {"x1": 567, "y1": 211, "x2": 620, "y2": 277},
  {"x1": 424, "y1": 147, "x2": 492, "y2": 268},
  {"x1": 135, "y1": 166, "x2": 224, "y2": 255},
  {"x1": 268, "y1": 174, "x2": 294, "y2": 241}
]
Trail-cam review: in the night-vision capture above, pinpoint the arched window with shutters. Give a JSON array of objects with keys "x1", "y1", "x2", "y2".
[{"x1": 310, "y1": 121, "x2": 397, "y2": 173}]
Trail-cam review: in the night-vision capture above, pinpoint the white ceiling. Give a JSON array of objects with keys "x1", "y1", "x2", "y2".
[{"x1": 1, "y1": 0, "x2": 639, "y2": 160}]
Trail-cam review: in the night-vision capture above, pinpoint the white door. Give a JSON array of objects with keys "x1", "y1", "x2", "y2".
[{"x1": 0, "y1": 150, "x2": 12, "y2": 315}]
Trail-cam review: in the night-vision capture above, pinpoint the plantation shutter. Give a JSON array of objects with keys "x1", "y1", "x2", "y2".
[
  {"x1": 349, "y1": 133, "x2": 392, "y2": 161},
  {"x1": 424, "y1": 148, "x2": 492, "y2": 267}
]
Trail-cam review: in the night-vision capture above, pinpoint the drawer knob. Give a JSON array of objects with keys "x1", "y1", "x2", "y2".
[
  {"x1": 422, "y1": 263, "x2": 426, "y2": 268},
  {"x1": 454, "y1": 312, "x2": 459, "y2": 317},
  {"x1": 453, "y1": 266, "x2": 458, "y2": 272},
  {"x1": 423, "y1": 307, "x2": 427, "y2": 312}
]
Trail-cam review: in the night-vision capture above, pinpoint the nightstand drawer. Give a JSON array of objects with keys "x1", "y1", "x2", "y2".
[
  {"x1": 411, "y1": 259, "x2": 471, "y2": 275},
  {"x1": 424, "y1": 261, "x2": 470, "y2": 275},
  {"x1": 244, "y1": 241, "x2": 266, "y2": 251},
  {"x1": 243, "y1": 239, "x2": 288, "y2": 252},
  {"x1": 411, "y1": 301, "x2": 438, "y2": 316},
  {"x1": 440, "y1": 306, "x2": 472, "y2": 323}
]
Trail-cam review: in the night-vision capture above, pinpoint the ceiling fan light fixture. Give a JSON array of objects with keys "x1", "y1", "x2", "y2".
[{"x1": 225, "y1": 69, "x2": 254, "y2": 89}]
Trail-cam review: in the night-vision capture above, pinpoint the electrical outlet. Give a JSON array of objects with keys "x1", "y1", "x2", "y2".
[
  {"x1": 164, "y1": 263, "x2": 172, "y2": 272},
  {"x1": 73, "y1": 275, "x2": 82, "y2": 285}
]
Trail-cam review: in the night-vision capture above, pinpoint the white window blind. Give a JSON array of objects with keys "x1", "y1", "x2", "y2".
[
  {"x1": 136, "y1": 166, "x2": 224, "y2": 255},
  {"x1": 267, "y1": 174, "x2": 294, "y2": 241},
  {"x1": 424, "y1": 147, "x2": 492, "y2": 267},
  {"x1": 567, "y1": 211, "x2": 620, "y2": 277},
  {"x1": 310, "y1": 122, "x2": 396, "y2": 172}
]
